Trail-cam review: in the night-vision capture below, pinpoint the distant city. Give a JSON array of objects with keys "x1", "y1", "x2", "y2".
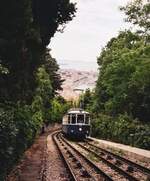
[{"x1": 57, "y1": 59, "x2": 98, "y2": 72}]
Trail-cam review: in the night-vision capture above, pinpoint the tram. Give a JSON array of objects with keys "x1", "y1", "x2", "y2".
[{"x1": 62, "y1": 108, "x2": 91, "y2": 139}]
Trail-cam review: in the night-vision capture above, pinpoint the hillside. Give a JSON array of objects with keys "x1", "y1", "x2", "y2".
[{"x1": 58, "y1": 69, "x2": 98, "y2": 100}]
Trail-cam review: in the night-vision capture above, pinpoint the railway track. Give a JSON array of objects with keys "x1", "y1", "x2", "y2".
[
  {"x1": 75, "y1": 139, "x2": 150, "y2": 181},
  {"x1": 52, "y1": 132, "x2": 114, "y2": 181},
  {"x1": 52, "y1": 132, "x2": 77, "y2": 181},
  {"x1": 52, "y1": 132, "x2": 150, "y2": 180},
  {"x1": 86, "y1": 138, "x2": 150, "y2": 175}
]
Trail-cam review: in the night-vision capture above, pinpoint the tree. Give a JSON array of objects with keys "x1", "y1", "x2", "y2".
[
  {"x1": 95, "y1": 30, "x2": 150, "y2": 121},
  {"x1": 44, "y1": 50, "x2": 64, "y2": 96},
  {"x1": 32, "y1": 0, "x2": 76, "y2": 45},
  {"x1": 79, "y1": 89, "x2": 94, "y2": 111},
  {"x1": 94, "y1": 0, "x2": 150, "y2": 122},
  {"x1": 0, "y1": 1, "x2": 76, "y2": 179},
  {"x1": 49, "y1": 96, "x2": 70, "y2": 123},
  {"x1": 0, "y1": 0, "x2": 76, "y2": 104},
  {"x1": 120, "y1": 0, "x2": 150, "y2": 35},
  {"x1": 88, "y1": 0, "x2": 150, "y2": 150},
  {"x1": 0, "y1": 0, "x2": 40, "y2": 103}
]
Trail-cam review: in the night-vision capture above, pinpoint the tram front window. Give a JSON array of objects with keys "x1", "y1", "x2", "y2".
[
  {"x1": 68, "y1": 114, "x2": 71, "y2": 124},
  {"x1": 71, "y1": 114, "x2": 76, "y2": 124},
  {"x1": 85, "y1": 115, "x2": 90, "y2": 124},
  {"x1": 77, "y1": 114, "x2": 84, "y2": 124}
]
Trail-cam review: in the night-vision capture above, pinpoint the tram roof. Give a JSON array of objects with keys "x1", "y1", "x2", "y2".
[{"x1": 67, "y1": 108, "x2": 89, "y2": 114}]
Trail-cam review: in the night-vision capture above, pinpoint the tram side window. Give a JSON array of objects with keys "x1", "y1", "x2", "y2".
[
  {"x1": 77, "y1": 114, "x2": 84, "y2": 123},
  {"x1": 71, "y1": 114, "x2": 76, "y2": 124},
  {"x1": 63, "y1": 115, "x2": 68, "y2": 124},
  {"x1": 85, "y1": 114, "x2": 89, "y2": 124}
]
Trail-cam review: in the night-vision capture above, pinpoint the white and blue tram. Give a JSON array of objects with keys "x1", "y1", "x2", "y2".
[{"x1": 62, "y1": 108, "x2": 91, "y2": 139}]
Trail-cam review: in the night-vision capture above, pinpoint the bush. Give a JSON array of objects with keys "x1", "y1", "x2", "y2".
[
  {"x1": 91, "y1": 113, "x2": 150, "y2": 150},
  {"x1": 0, "y1": 103, "x2": 42, "y2": 180},
  {"x1": 0, "y1": 95, "x2": 71, "y2": 180},
  {"x1": 49, "y1": 96, "x2": 71, "y2": 123},
  {"x1": 14, "y1": 105, "x2": 38, "y2": 155},
  {"x1": 0, "y1": 105, "x2": 17, "y2": 180}
]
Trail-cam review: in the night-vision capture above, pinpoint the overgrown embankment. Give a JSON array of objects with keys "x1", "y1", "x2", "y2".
[
  {"x1": 0, "y1": 98, "x2": 70, "y2": 180},
  {"x1": 91, "y1": 114, "x2": 150, "y2": 149}
]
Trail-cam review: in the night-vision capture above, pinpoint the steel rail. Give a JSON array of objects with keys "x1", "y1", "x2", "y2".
[
  {"x1": 86, "y1": 139, "x2": 150, "y2": 175},
  {"x1": 52, "y1": 133, "x2": 77, "y2": 181},
  {"x1": 60, "y1": 135, "x2": 114, "y2": 181},
  {"x1": 58, "y1": 137, "x2": 97, "y2": 181},
  {"x1": 77, "y1": 142, "x2": 139, "y2": 181}
]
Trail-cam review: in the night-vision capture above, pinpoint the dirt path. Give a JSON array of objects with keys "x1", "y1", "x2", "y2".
[{"x1": 7, "y1": 124, "x2": 62, "y2": 181}]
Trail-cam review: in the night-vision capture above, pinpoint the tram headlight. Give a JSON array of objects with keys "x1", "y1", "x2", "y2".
[{"x1": 79, "y1": 128, "x2": 82, "y2": 131}]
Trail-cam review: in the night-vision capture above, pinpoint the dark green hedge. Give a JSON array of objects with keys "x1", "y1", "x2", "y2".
[
  {"x1": 0, "y1": 104, "x2": 41, "y2": 180},
  {"x1": 91, "y1": 114, "x2": 150, "y2": 150}
]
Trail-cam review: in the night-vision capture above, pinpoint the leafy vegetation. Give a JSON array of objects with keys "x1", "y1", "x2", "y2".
[
  {"x1": 0, "y1": 0, "x2": 76, "y2": 180},
  {"x1": 78, "y1": 89, "x2": 94, "y2": 111},
  {"x1": 91, "y1": 114, "x2": 150, "y2": 149},
  {"x1": 81, "y1": 0, "x2": 150, "y2": 150},
  {"x1": 49, "y1": 96, "x2": 72, "y2": 123},
  {"x1": 95, "y1": 31, "x2": 150, "y2": 121}
]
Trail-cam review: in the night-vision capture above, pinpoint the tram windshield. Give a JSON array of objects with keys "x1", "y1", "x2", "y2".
[
  {"x1": 77, "y1": 114, "x2": 84, "y2": 124},
  {"x1": 68, "y1": 114, "x2": 71, "y2": 124},
  {"x1": 71, "y1": 114, "x2": 76, "y2": 124},
  {"x1": 85, "y1": 114, "x2": 90, "y2": 124}
]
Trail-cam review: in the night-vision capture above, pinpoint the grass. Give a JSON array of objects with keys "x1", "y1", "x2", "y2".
[
  {"x1": 87, "y1": 152, "x2": 99, "y2": 162},
  {"x1": 106, "y1": 146, "x2": 125, "y2": 157}
]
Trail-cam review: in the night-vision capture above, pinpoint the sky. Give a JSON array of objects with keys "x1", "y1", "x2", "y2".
[{"x1": 49, "y1": 0, "x2": 130, "y2": 71}]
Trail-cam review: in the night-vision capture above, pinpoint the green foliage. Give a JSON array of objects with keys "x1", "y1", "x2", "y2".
[
  {"x1": 36, "y1": 67, "x2": 53, "y2": 104},
  {"x1": 90, "y1": 0, "x2": 150, "y2": 150},
  {"x1": 49, "y1": 96, "x2": 71, "y2": 123},
  {"x1": 78, "y1": 89, "x2": 94, "y2": 111},
  {"x1": 0, "y1": 104, "x2": 39, "y2": 180},
  {"x1": 91, "y1": 114, "x2": 150, "y2": 149},
  {"x1": 94, "y1": 30, "x2": 150, "y2": 121},
  {"x1": 120, "y1": 0, "x2": 150, "y2": 34},
  {"x1": 0, "y1": 105, "x2": 17, "y2": 180},
  {"x1": 32, "y1": 0, "x2": 76, "y2": 45},
  {"x1": 0, "y1": 77, "x2": 67, "y2": 180},
  {"x1": 0, "y1": 55, "x2": 67, "y2": 179},
  {"x1": 44, "y1": 50, "x2": 64, "y2": 95},
  {"x1": 32, "y1": 66, "x2": 52, "y2": 127},
  {"x1": 0, "y1": 0, "x2": 40, "y2": 103},
  {"x1": 0, "y1": 0, "x2": 76, "y2": 179},
  {"x1": 0, "y1": 0, "x2": 76, "y2": 103}
]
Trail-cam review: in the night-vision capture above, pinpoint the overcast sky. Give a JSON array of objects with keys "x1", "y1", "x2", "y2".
[{"x1": 49, "y1": 0, "x2": 130, "y2": 71}]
